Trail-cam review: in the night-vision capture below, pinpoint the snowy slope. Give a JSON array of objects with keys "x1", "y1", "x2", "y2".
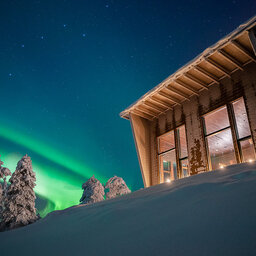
[{"x1": 1, "y1": 162, "x2": 256, "y2": 256}]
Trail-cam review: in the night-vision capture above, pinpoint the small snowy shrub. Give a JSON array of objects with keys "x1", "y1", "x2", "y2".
[
  {"x1": 1, "y1": 155, "x2": 38, "y2": 230},
  {"x1": 80, "y1": 176, "x2": 105, "y2": 205},
  {"x1": 0, "y1": 156, "x2": 11, "y2": 222},
  {"x1": 105, "y1": 176, "x2": 131, "y2": 199}
]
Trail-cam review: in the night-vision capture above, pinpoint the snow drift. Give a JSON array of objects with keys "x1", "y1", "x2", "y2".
[{"x1": 1, "y1": 162, "x2": 256, "y2": 256}]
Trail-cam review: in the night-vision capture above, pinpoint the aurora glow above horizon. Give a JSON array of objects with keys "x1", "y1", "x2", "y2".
[{"x1": 0, "y1": 0, "x2": 255, "y2": 216}]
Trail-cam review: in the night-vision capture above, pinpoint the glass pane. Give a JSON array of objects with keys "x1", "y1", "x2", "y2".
[
  {"x1": 204, "y1": 106, "x2": 230, "y2": 135},
  {"x1": 232, "y1": 98, "x2": 251, "y2": 139},
  {"x1": 158, "y1": 130, "x2": 175, "y2": 154},
  {"x1": 240, "y1": 138, "x2": 256, "y2": 163},
  {"x1": 180, "y1": 158, "x2": 189, "y2": 178},
  {"x1": 159, "y1": 150, "x2": 177, "y2": 182},
  {"x1": 178, "y1": 125, "x2": 188, "y2": 158},
  {"x1": 207, "y1": 128, "x2": 237, "y2": 170}
]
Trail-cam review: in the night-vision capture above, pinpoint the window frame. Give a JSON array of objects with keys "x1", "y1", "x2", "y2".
[
  {"x1": 157, "y1": 124, "x2": 189, "y2": 182},
  {"x1": 202, "y1": 97, "x2": 255, "y2": 170}
]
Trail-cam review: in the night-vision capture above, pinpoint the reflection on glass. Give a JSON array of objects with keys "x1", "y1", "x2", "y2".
[
  {"x1": 159, "y1": 150, "x2": 177, "y2": 182},
  {"x1": 178, "y1": 125, "x2": 188, "y2": 158},
  {"x1": 204, "y1": 106, "x2": 230, "y2": 135},
  {"x1": 158, "y1": 131, "x2": 175, "y2": 154},
  {"x1": 240, "y1": 138, "x2": 256, "y2": 162},
  {"x1": 232, "y1": 98, "x2": 251, "y2": 139},
  {"x1": 207, "y1": 129, "x2": 237, "y2": 170},
  {"x1": 180, "y1": 158, "x2": 189, "y2": 178}
]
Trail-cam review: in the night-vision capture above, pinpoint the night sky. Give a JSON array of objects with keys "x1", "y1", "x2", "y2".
[{"x1": 0, "y1": 0, "x2": 255, "y2": 215}]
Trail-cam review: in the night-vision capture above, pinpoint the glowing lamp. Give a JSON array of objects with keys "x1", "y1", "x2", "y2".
[
  {"x1": 248, "y1": 159, "x2": 253, "y2": 163},
  {"x1": 166, "y1": 179, "x2": 171, "y2": 183}
]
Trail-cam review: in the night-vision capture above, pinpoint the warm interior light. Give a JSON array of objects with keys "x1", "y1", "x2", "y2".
[
  {"x1": 166, "y1": 179, "x2": 171, "y2": 183},
  {"x1": 219, "y1": 164, "x2": 225, "y2": 169},
  {"x1": 248, "y1": 159, "x2": 253, "y2": 163}
]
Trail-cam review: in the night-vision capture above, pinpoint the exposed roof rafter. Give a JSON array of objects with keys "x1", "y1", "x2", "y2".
[
  {"x1": 248, "y1": 29, "x2": 256, "y2": 56},
  {"x1": 218, "y1": 49, "x2": 244, "y2": 71},
  {"x1": 183, "y1": 73, "x2": 209, "y2": 89},
  {"x1": 165, "y1": 85, "x2": 190, "y2": 99},
  {"x1": 131, "y1": 109, "x2": 154, "y2": 120},
  {"x1": 194, "y1": 65, "x2": 220, "y2": 84},
  {"x1": 231, "y1": 40, "x2": 256, "y2": 62},
  {"x1": 205, "y1": 58, "x2": 231, "y2": 77},
  {"x1": 173, "y1": 80, "x2": 199, "y2": 95},
  {"x1": 143, "y1": 101, "x2": 165, "y2": 113},
  {"x1": 158, "y1": 91, "x2": 182, "y2": 105},
  {"x1": 137, "y1": 106, "x2": 158, "y2": 117},
  {"x1": 149, "y1": 97, "x2": 173, "y2": 109}
]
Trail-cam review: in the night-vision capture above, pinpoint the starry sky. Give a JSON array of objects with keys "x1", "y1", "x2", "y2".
[{"x1": 0, "y1": 0, "x2": 255, "y2": 216}]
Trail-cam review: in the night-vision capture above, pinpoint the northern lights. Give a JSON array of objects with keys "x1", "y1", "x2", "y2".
[{"x1": 1, "y1": 0, "x2": 256, "y2": 216}]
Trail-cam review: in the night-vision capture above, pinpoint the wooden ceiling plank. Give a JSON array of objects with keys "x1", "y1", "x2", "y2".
[
  {"x1": 137, "y1": 106, "x2": 158, "y2": 117},
  {"x1": 194, "y1": 65, "x2": 220, "y2": 84},
  {"x1": 173, "y1": 80, "x2": 199, "y2": 95},
  {"x1": 149, "y1": 97, "x2": 173, "y2": 109},
  {"x1": 143, "y1": 101, "x2": 164, "y2": 113},
  {"x1": 218, "y1": 49, "x2": 244, "y2": 71},
  {"x1": 205, "y1": 58, "x2": 231, "y2": 78},
  {"x1": 248, "y1": 29, "x2": 256, "y2": 56},
  {"x1": 165, "y1": 86, "x2": 190, "y2": 99},
  {"x1": 183, "y1": 73, "x2": 209, "y2": 89},
  {"x1": 132, "y1": 109, "x2": 154, "y2": 120},
  {"x1": 158, "y1": 91, "x2": 182, "y2": 105},
  {"x1": 231, "y1": 40, "x2": 256, "y2": 63}
]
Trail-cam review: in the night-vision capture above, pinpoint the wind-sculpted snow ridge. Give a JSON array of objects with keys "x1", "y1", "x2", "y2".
[{"x1": 1, "y1": 162, "x2": 256, "y2": 256}]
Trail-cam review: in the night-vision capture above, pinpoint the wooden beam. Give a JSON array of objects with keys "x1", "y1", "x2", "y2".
[
  {"x1": 143, "y1": 101, "x2": 165, "y2": 113},
  {"x1": 248, "y1": 29, "x2": 256, "y2": 56},
  {"x1": 165, "y1": 85, "x2": 190, "y2": 99},
  {"x1": 158, "y1": 91, "x2": 181, "y2": 105},
  {"x1": 183, "y1": 73, "x2": 209, "y2": 89},
  {"x1": 173, "y1": 80, "x2": 199, "y2": 95},
  {"x1": 218, "y1": 49, "x2": 244, "y2": 71},
  {"x1": 194, "y1": 65, "x2": 220, "y2": 84},
  {"x1": 131, "y1": 109, "x2": 154, "y2": 120},
  {"x1": 137, "y1": 106, "x2": 158, "y2": 117},
  {"x1": 205, "y1": 58, "x2": 231, "y2": 77},
  {"x1": 149, "y1": 97, "x2": 173, "y2": 109},
  {"x1": 231, "y1": 40, "x2": 256, "y2": 63}
]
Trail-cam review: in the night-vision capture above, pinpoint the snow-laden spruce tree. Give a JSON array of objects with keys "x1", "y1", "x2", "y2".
[
  {"x1": 80, "y1": 176, "x2": 105, "y2": 205},
  {"x1": 0, "y1": 156, "x2": 11, "y2": 222},
  {"x1": 105, "y1": 176, "x2": 131, "y2": 199},
  {"x1": 1, "y1": 155, "x2": 38, "y2": 230}
]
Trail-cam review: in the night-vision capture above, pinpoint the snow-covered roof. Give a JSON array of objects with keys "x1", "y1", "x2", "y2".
[{"x1": 120, "y1": 15, "x2": 256, "y2": 120}]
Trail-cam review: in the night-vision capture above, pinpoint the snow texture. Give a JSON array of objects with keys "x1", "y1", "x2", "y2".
[
  {"x1": 105, "y1": 176, "x2": 131, "y2": 199},
  {"x1": 80, "y1": 175, "x2": 104, "y2": 205},
  {"x1": 1, "y1": 162, "x2": 256, "y2": 255},
  {"x1": 1, "y1": 155, "x2": 38, "y2": 230},
  {"x1": 0, "y1": 156, "x2": 11, "y2": 221}
]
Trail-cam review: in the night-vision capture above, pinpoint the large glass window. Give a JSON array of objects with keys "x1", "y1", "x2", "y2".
[
  {"x1": 203, "y1": 97, "x2": 255, "y2": 171},
  {"x1": 158, "y1": 125, "x2": 189, "y2": 183},
  {"x1": 177, "y1": 125, "x2": 189, "y2": 178},
  {"x1": 232, "y1": 98, "x2": 255, "y2": 163}
]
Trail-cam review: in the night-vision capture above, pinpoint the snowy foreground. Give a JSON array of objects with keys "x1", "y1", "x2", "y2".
[{"x1": 1, "y1": 163, "x2": 256, "y2": 256}]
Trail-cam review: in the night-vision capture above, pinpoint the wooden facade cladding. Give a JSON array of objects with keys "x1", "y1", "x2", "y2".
[{"x1": 120, "y1": 16, "x2": 256, "y2": 187}]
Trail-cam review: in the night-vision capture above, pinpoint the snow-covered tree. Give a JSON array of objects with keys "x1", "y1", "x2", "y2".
[
  {"x1": 80, "y1": 176, "x2": 104, "y2": 205},
  {"x1": 105, "y1": 176, "x2": 131, "y2": 199},
  {"x1": 0, "y1": 156, "x2": 11, "y2": 222},
  {"x1": 1, "y1": 155, "x2": 38, "y2": 230}
]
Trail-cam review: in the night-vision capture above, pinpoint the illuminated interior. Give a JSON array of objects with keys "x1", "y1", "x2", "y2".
[
  {"x1": 203, "y1": 97, "x2": 255, "y2": 170},
  {"x1": 158, "y1": 125, "x2": 189, "y2": 183}
]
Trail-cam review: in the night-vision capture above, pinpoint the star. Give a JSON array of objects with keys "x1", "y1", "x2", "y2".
[
  {"x1": 63, "y1": 24, "x2": 67, "y2": 28},
  {"x1": 105, "y1": 4, "x2": 109, "y2": 8},
  {"x1": 40, "y1": 36, "x2": 44, "y2": 39},
  {"x1": 8, "y1": 73, "x2": 12, "y2": 77},
  {"x1": 82, "y1": 33, "x2": 86, "y2": 37},
  {"x1": 21, "y1": 44, "x2": 25, "y2": 48}
]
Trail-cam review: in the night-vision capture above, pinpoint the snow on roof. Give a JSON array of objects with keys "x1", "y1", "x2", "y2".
[{"x1": 120, "y1": 15, "x2": 256, "y2": 120}]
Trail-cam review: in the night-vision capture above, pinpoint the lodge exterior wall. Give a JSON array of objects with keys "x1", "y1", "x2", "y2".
[{"x1": 149, "y1": 62, "x2": 256, "y2": 186}]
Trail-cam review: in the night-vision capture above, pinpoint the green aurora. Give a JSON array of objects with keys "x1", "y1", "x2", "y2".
[{"x1": 0, "y1": 124, "x2": 108, "y2": 217}]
